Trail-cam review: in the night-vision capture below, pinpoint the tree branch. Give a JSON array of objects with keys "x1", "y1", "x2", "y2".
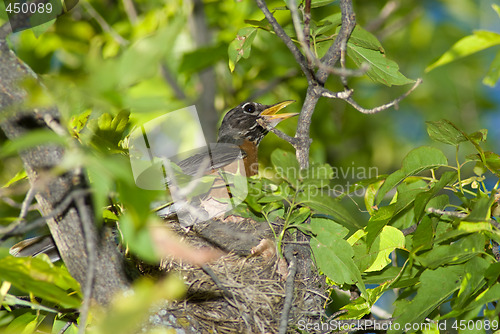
[
  {"x1": 254, "y1": 0, "x2": 315, "y2": 84},
  {"x1": 0, "y1": 38, "x2": 129, "y2": 305},
  {"x1": 320, "y1": 78, "x2": 423, "y2": 114},
  {"x1": 316, "y1": 0, "x2": 356, "y2": 85}
]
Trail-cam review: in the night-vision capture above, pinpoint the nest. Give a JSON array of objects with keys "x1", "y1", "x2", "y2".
[{"x1": 139, "y1": 215, "x2": 325, "y2": 333}]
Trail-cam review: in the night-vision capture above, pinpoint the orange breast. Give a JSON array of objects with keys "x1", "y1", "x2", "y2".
[{"x1": 240, "y1": 139, "x2": 259, "y2": 176}]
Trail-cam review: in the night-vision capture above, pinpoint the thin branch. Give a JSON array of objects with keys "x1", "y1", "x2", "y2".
[
  {"x1": 257, "y1": 118, "x2": 297, "y2": 146},
  {"x1": 316, "y1": 0, "x2": 356, "y2": 84},
  {"x1": 76, "y1": 196, "x2": 96, "y2": 334},
  {"x1": 426, "y1": 207, "x2": 466, "y2": 218},
  {"x1": 121, "y1": 0, "x2": 138, "y2": 24},
  {"x1": 0, "y1": 22, "x2": 11, "y2": 41},
  {"x1": 278, "y1": 246, "x2": 298, "y2": 334},
  {"x1": 1, "y1": 197, "x2": 38, "y2": 211},
  {"x1": 160, "y1": 64, "x2": 188, "y2": 100},
  {"x1": 58, "y1": 322, "x2": 73, "y2": 334},
  {"x1": 0, "y1": 186, "x2": 34, "y2": 235},
  {"x1": 318, "y1": 87, "x2": 353, "y2": 100},
  {"x1": 81, "y1": 2, "x2": 128, "y2": 46},
  {"x1": 0, "y1": 189, "x2": 91, "y2": 239},
  {"x1": 321, "y1": 78, "x2": 423, "y2": 114},
  {"x1": 303, "y1": 0, "x2": 311, "y2": 50},
  {"x1": 254, "y1": 0, "x2": 314, "y2": 83},
  {"x1": 289, "y1": 0, "x2": 365, "y2": 79},
  {"x1": 365, "y1": 1, "x2": 399, "y2": 32}
]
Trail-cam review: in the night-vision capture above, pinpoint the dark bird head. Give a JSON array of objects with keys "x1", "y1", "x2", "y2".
[{"x1": 217, "y1": 100, "x2": 297, "y2": 145}]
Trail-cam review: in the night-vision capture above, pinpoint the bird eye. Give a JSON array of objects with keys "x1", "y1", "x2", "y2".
[{"x1": 242, "y1": 103, "x2": 256, "y2": 114}]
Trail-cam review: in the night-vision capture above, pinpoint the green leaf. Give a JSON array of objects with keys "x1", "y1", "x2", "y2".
[
  {"x1": 390, "y1": 266, "x2": 463, "y2": 334},
  {"x1": 411, "y1": 216, "x2": 434, "y2": 251},
  {"x1": 311, "y1": 14, "x2": 341, "y2": 37},
  {"x1": 425, "y1": 119, "x2": 467, "y2": 146},
  {"x1": 228, "y1": 27, "x2": 258, "y2": 72},
  {"x1": 468, "y1": 129, "x2": 488, "y2": 143},
  {"x1": 365, "y1": 205, "x2": 395, "y2": 248},
  {"x1": 244, "y1": 18, "x2": 272, "y2": 31},
  {"x1": 483, "y1": 50, "x2": 500, "y2": 86},
  {"x1": 70, "y1": 109, "x2": 92, "y2": 133},
  {"x1": 0, "y1": 256, "x2": 81, "y2": 308},
  {"x1": 443, "y1": 283, "x2": 500, "y2": 319},
  {"x1": 119, "y1": 214, "x2": 158, "y2": 262},
  {"x1": 299, "y1": 162, "x2": 333, "y2": 189},
  {"x1": 347, "y1": 43, "x2": 414, "y2": 86},
  {"x1": 484, "y1": 262, "x2": 500, "y2": 284},
  {"x1": 310, "y1": 218, "x2": 366, "y2": 295},
  {"x1": 454, "y1": 257, "x2": 490, "y2": 309},
  {"x1": 416, "y1": 233, "x2": 486, "y2": 269},
  {"x1": 364, "y1": 180, "x2": 383, "y2": 215},
  {"x1": 413, "y1": 171, "x2": 457, "y2": 222},
  {"x1": 271, "y1": 149, "x2": 300, "y2": 186},
  {"x1": 2, "y1": 294, "x2": 59, "y2": 313},
  {"x1": 363, "y1": 265, "x2": 419, "y2": 287},
  {"x1": 3, "y1": 169, "x2": 27, "y2": 188},
  {"x1": 311, "y1": 0, "x2": 336, "y2": 8},
  {"x1": 339, "y1": 282, "x2": 390, "y2": 319},
  {"x1": 88, "y1": 110, "x2": 130, "y2": 153},
  {"x1": 365, "y1": 226, "x2": 405, "y2": 272},
  {"x1": 376, "y1": 146, "x2": 448, "y2": 204},
  {"x1": 288, "y1": 207, "x2": 311, "y2": 225},
  {"x1": 298, "y1": 191, "x2": 361, "y2": 229},
  {"x1": 348, "y1": 26, "x2": 384, "y2": 52},
  {"x1": 426, "y1": 30, "x2": 500, "y2": 73},
  {"x1": 465, "y1": 194, "x2": 497, "y2": 222},
  {"x1": 484, "y1": 151, "x2": 500, "y2": 175}
]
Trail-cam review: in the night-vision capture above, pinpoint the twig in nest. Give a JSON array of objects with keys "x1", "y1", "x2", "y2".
[{"x1": 278, "y1": 246, "x2": 298, "y2": 334}]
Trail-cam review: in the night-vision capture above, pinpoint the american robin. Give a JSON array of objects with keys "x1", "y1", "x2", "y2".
[
  {"x1": 8, "y1": 100, "x2": 297, "y2": 259},
  {"x1": 155, "y1": 100, "x2": 297, "y2": 223}
]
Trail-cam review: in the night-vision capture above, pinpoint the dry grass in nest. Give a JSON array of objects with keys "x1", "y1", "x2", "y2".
[{"x1": 142, "y1": 216, "x2": 312, "y2": 333}]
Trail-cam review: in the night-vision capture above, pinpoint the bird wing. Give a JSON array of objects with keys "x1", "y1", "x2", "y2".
[{"x1": 175, "y1": 143, "x2": 245, "y2": 176}]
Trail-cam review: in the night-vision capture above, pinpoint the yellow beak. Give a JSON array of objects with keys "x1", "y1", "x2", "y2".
[{"x1": 260, "y1": 100, "x2": 298, "y2": 121}]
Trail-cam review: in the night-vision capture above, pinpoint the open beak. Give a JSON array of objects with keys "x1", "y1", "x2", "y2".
[{"x1": 260, "y1": 100, "x2": 298, "y2": 123}]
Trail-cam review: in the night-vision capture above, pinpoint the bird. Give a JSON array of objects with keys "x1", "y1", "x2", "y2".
[
  {"x1": 155, "y1": 100, "x2": 297, "y2": 224},
  {"x1": 8, "y1": 100, "x2": 297, "y2": 260}
]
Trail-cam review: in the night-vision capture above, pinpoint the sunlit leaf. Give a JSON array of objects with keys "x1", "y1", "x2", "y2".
[
  {"x1": 0, "y1": 256, "x2": 81, "y2": 308},
  {"x1": 425, "y1": 119, "x2": 467, "y2": 146},
  {"x1": 347, "y1": 44, "x2": 414, "y2": 86},
  {"x1": 228, "y1": 27, "x2": 258, "y2": 72},
  {"x1": 310, "y1": 218, "x2": 366, "y2": 296},
  {"x1": 426, "y1": 30, "x2": 500, "y2": 73},
  {"x1": 376, "y1": 146, "x2": 448, "y2": 204}
]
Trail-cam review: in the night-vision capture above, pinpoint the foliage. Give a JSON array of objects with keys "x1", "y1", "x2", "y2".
[
  {"x1": 0, "y1": 0, "x2": 500, "y2": 333},
  {"x1": 235, "y1": 120, "x2": 500, "y2": 329}
]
